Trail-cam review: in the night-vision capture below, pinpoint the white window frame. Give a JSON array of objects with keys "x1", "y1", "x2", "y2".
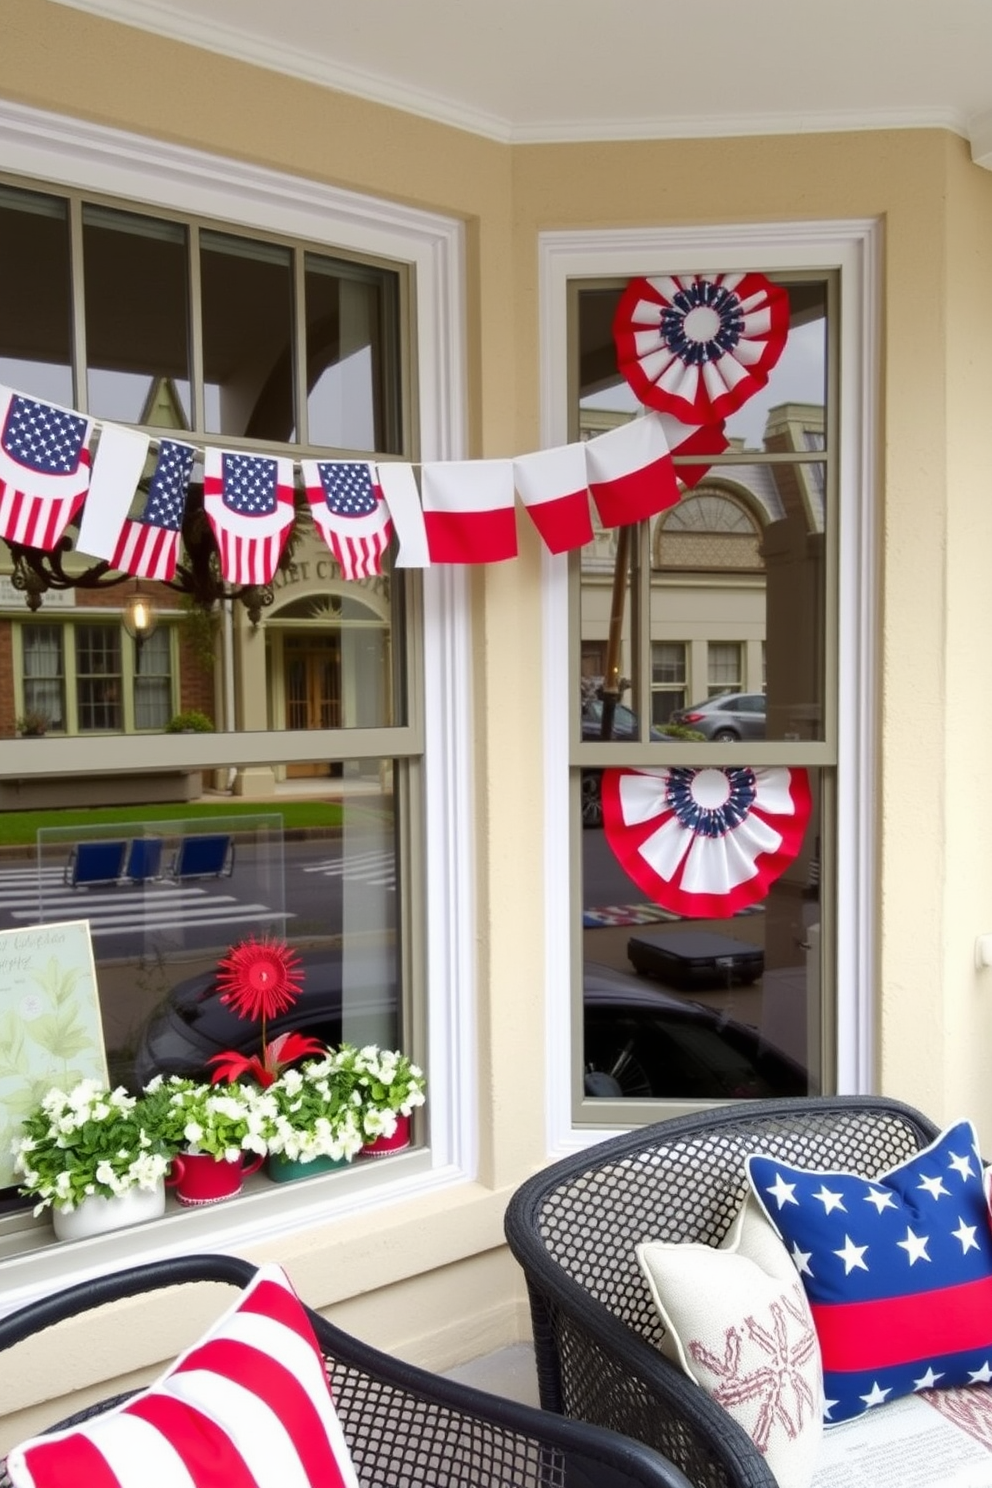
[
  {"x1": 0, "y1": 100, "x2": 476, "y2": 1312},
  {"x1": 538, "y1": 221, "x2": 881, "y2": 1156}
]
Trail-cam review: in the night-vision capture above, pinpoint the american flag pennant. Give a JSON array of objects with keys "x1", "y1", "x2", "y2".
[
  {"x1": 0, "y1": 386, "x2": 93, "y2": 551},
  {"x1": 203, "y1": 448, "x2": 296, "y2": 585},
  {"x1": 110, "y1": 439, "x2": 197, "y2": 581},
  {"x1": 300, "y1": 459, "x2": 392, "y2": 580},
  {"x1": 748, "y1": 1119, "x2": 992, "y2": 1425}
]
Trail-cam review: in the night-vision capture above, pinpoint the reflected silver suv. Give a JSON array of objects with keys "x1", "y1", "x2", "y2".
[{"x1": 670, "y1": 691, "x2": 766, "y2": 742}]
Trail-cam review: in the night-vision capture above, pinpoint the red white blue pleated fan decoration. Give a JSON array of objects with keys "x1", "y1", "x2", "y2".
[
  {"x1": 612, "y1": 272, "x2": 790, "y2": 426},
  {"x1": 601, "y1": 764, "x2": 812, "y2": 919}
]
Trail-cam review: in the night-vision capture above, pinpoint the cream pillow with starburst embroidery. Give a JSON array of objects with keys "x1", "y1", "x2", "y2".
[{"x1": 637, "y1": 1193, "x2": 824, "y2": 1488}]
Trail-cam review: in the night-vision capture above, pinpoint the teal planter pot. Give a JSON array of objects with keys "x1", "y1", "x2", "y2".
[{"x1": 265, "y1": 1152, "x2": 349, "y2": 1183}]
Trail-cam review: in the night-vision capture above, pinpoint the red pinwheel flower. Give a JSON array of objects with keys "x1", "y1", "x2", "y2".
[
  {"x1": 216, "y1": 936, "x2": 304, "y2": 1023},
  {"x1": 601, "y1": 764, "x2": 812, "y2": 919},
  {"x1": 612, "y1": 272, "x2": 790, "y2": 426},
  {"x1": 208, "y1": 1032, "x2": 328, "y2": 1088}
]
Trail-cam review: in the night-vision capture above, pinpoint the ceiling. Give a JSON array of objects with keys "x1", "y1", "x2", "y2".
[{"x1": 50, "y1": 0, "x2": 992, "y2": 161}]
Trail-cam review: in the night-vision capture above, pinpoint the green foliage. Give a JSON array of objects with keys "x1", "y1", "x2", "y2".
[
  {"x1": 15, "y1": 710, "x2": 50, "y2": 736},
  {"x1": 328, "y1": 1044, "x2": 426, "y2": 1142},
  {"x1": 0, "y1": 801, "x2": 345, "y2": 846},
  {"x1": 143, "y1": 1075, "x2": 265, "y2": 1160},
  {"x1": 655, "y1": 723, "x2": 708, "y2": 741},
  {"x1": 165, "y1": 709, "x2": 216, "y2": 733},
  {"x1": 255, "y1": 1058, "x2": 365, "y2": 1163},
  {"x1": 12, "y1": 1081, "x2": 174, "y2": 1213}
]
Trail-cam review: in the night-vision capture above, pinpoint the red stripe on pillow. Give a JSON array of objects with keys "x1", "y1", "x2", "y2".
[
  {"x1": 172, "y1": 1337, "x2": 349, "y2": 1486},
  {"x1": 10, "y1": 1429, "x2": 125, "y2": 1488},
  {"x1": 810, "y1": 1275, "x2": 992, "y2": 1372},
  {"x1": 125, "y1": 1393, "x2": 260, "y2": 1488}
]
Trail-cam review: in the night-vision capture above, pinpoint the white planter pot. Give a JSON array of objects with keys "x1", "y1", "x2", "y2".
[{"x1": 51, "y1": 1182, "x2": 166, "y2": 1241}]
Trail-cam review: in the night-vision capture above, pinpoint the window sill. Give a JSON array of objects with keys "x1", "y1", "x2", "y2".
[{"x1": 0, "y1": 1143, "x2": 464, "y2": 1317}]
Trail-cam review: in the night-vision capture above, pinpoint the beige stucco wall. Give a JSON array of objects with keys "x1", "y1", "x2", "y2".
[{"x1": 4, "y1": 0, "x2": 992, "y2": 1439}]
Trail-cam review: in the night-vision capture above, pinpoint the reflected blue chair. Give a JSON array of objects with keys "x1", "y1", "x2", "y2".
[
  {"x1": 123, "y1": 837, "x2": 164, "y2": 883},
  {"x1": 63, "y1": 840, "x2": 127, "y2": 888},
  {"x1": 168, "y1": 833, "x2": 235, "y2": 881}
]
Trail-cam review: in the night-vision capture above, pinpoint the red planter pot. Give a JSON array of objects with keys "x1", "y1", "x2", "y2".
[
  {"x1": 170, "y1": 1150, "x2": 264, "y2": 1206},
  {"x1": 360, "y1": 1113, "x2": 411, "y2": 1159}
]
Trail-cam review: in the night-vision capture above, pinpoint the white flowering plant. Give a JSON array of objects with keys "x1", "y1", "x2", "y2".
[
  {"x1": 328, "y1": 1044, "x2": 426, "y2": 1143},
  {"x1": 11, "y1": 1079, "x2": 174, "y2": 1215},
  {"x1": 143, "y1": 1075, "x2": 266, "y2": 1162},
  {"x1": 255, "y1": 1057, "x2": 365, "y2": 1165}
]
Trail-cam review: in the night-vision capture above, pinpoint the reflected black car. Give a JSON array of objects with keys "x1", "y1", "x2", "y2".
[
  {"x1": 583, "y1": 962, "x2": 807, "y2": 1100},
  {"x1": 128, "y1": 947, "x2": 398, "y2": 1090},
  {"x1": 129, "y1": 948, "x2": 806, "y2": 1105},
  {"x1": 580, "y1": 697, "x2": 667, "y2": 828}
]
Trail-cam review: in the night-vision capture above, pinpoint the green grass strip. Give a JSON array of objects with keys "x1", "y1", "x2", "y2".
[{"x1": 0, "y1": 799, "x2": 347, "y2": 846}]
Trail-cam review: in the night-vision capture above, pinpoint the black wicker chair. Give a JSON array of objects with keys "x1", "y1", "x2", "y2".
[
  {"x1": 0, "y1": 1250, "x2": 693, "y2": 1488},
  {"x1": 504, "y1": 1095, "x2": 942, "y2": 1488}
]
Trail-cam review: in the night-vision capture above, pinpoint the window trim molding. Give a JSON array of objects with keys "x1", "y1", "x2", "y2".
[
  {"x1": 539, "y1": 221, "x2": 881, "y2": 1155},
  {"x1": 0, "y1": 100, "x2": 476, "y2": 1310}
]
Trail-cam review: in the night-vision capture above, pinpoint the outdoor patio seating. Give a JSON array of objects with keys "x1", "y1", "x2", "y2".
[
  {"x1": 504, "y1": 1095, "x2": 943, "y2": 1488},
  {"x1": 122, "y1": 835, "x2": 164, "y2": 883},
  {"x1": 0, "y1": 1251, "x2": 693, "y2": 1488},
  {"x1": 62, "y1": 839, "x2": 127, "y2": 888},
  {"x1": 167, "y1": 832, "x2": 235, "y2": 881}
]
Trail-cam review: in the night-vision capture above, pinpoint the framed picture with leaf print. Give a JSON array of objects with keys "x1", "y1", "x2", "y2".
[{"x1": 0, "y1": 920, "x2": 107, "y2": 1189}]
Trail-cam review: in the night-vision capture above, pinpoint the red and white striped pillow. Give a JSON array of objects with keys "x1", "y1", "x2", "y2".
[{"x1": 6, "y1": 1265, "x2": 359, "y2": 1488}]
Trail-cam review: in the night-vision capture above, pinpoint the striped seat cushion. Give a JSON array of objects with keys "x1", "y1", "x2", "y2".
[{"x1": 6, "y1": 1265, "x2": 358, "y2": 1488}]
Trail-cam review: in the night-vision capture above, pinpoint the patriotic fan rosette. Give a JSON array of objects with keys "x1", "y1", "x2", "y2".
[
  {"x1": 612, "y1": 272, "x2": 790, "y2": 426},
  {"x1": 601, "y1": 763, "x2": 811, "y2": 918}
]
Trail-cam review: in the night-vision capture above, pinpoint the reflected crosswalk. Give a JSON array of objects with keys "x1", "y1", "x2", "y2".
[
  {"x1": 302, "y1": 849, "x2": 396, "y2": 889},
  {"x1": 0, "y1": 865, "x2": 291, "y2": 939}
]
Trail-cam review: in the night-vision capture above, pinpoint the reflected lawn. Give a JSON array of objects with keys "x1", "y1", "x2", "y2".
[{"x1": 0, "y1": 800, "x2": 346, "y2": 845}]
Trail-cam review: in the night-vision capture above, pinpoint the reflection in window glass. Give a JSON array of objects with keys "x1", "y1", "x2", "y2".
[
  {"x1": 201, "y1": 231, "x2": 294, "y2": 439},
  {"x1": 581, "y1": 772, "x2": 822, "y2": 1101},
  {"x1": 22, "y1": 626, "x2": 65, "y2": 730},
  {"x1": 76, "y1": 626, "x2": 122, "y2": 731},
  {"x1": 133, "y1": 628, "x2": 173, "y2": 729},
  {"x1": 83, "y1": 206, "x2": 192, "y2": 427},
  {"x1": 574, "y1": 273, "x2": 832, "y2": 1109},
  {"x1": 24, "y1": 765, "x2": 400, "y2": 1098},
  {"x1": 0, "y1": 186, "x2": 73, "y2": 407},
  {"x1": 305, "y1": 255, "x2": 402, "y2": 454}
]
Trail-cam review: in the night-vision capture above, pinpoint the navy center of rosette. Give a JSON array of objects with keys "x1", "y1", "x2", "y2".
[
  {"x1": 665, "y1": 767, "x2": 758, "y2": 838},
  {"x1": 659, "y1": 281, "x2": 745, "y2": 366}
]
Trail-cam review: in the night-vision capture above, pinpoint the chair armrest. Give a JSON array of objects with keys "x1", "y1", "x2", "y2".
[{"x1": 0, "y1": 1254, "x2": 695, "y2": 1488}]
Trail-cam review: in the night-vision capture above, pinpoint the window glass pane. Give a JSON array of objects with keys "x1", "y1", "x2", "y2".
[
  {"x1": 22, "y1": 769, "x2": 400, "y2": 1093},
  {"x1": 581, "y1": 771, "x2": 822, "y2": 1101},
  {"x1": 651, "y1": 642, "x2": 685, "y2": 724},
  {"x1": 133, "y1": 626, "x2": 172, "y2": 729},
  {"x1": 0, "y1": 186, "x2": 73, "y2": 406},
  {"x1": 76, "y1": 624, "x2": 122, "y2": 731},
  {"x1": 305, "y1": 254, "x2": 402, "y2": 454},
  {"x1": 708, "y1": 643, "x2": 741, "y2": 694},
  {"x1": 22, "y1": 624, "x2": 65, "y2": 731},
  {"x1": 83, "y1": 206, "x2": 192, "y2": 427},
  {"x1": 201, "y1": 230, "x2": 294, "y2": 439}
]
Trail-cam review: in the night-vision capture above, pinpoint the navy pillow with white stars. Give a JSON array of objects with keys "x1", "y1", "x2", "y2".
[{"x1": 747, "y1": 1119, "x2": 992, "y2": 1425}]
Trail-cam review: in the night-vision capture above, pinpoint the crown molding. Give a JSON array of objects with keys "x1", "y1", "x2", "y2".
[{"x1": 45, "y1": 0, "x2": 978, "y2": 148}]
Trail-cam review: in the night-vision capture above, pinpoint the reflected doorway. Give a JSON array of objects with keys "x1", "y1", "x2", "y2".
[{"x1": 285, "y1": 635, "x2": 341, "y2": 778}]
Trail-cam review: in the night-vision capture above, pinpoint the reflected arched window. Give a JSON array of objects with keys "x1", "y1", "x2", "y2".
[{"x1": 654, "y1": 489, "x2": 764, "y2": 570}]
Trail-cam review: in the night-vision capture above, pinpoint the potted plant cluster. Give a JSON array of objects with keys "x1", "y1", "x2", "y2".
[
  {"x1": 12, "y1": 936, "x2": 427, "y2": 1233},
  {"x1": 165, "y1": 708, "x2": 215, "y2": 734},
  {"x1": 328, "y1": 1042, "x2": 427, "y2": 1157},
  {"x1": 11, "y1": 1079, "x2": 175, "y2": 1240}
]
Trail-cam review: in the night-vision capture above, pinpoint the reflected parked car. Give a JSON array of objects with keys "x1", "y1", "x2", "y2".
[
  {"x1": 583, "y1": 962, "x2": 807, "y2": 1100},
  {"x1": 580, "y1": 695, "x2": 668, "y2": 828},
  {"x1": 669, "y1": 691, "x2": 766, "y2": 742},
  {"x1": 128, "y1": 946, "x2": 398, "y2": 1090},
  {"x1": 129, "y1": 948, "x2": 805, "y2": 1106}
]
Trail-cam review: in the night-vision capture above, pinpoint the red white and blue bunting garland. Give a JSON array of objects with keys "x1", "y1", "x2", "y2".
[
  {"x1": 612, "y1": 272, "x2": 790, "y2": 426},
  {"x1": 601, "y1": 765, "x2": 812, "y2": 919},
  {"x1": 0, "y1": 388, "x2": 728, "y2": 581}
]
